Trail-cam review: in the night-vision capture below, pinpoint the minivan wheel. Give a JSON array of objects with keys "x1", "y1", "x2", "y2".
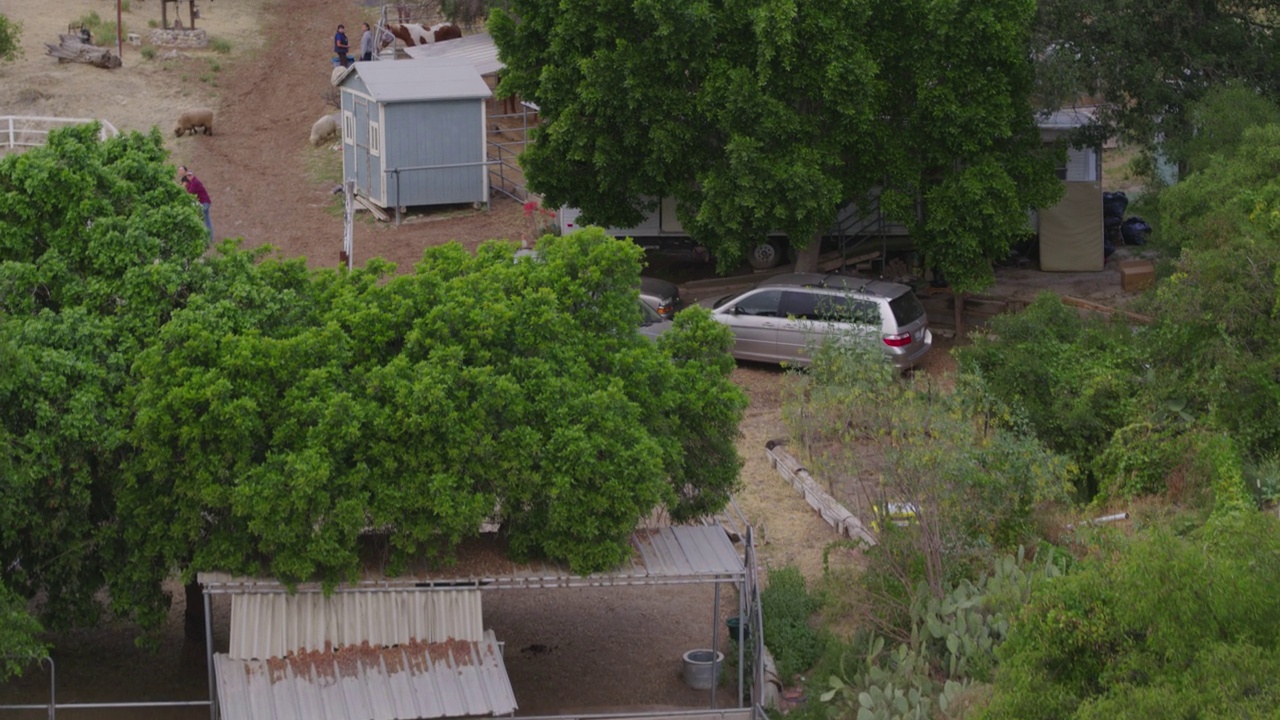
[{"x1": 748, "y1": 239, "x2": 785, "y2": 270}]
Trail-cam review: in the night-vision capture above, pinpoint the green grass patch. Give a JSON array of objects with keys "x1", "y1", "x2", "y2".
[
  {"x1": 209, "y1": 36, "x2": 232, "y2": 54},
  {"x1": 140, "y1": 45, "x2": 156, "y2": 60}
]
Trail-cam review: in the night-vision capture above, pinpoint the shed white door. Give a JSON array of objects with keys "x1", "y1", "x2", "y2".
[{"x1": 354, "y1": 97, "x2": 373, "y2": 202}]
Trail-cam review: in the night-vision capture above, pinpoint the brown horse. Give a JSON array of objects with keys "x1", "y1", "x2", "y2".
[{"x1": 387, "y1": 22, "x2": 462, "y2": 47}]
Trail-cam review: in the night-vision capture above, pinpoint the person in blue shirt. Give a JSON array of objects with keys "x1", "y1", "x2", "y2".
[{"x1": 334, "y1": 24, "x2": 351, "y2": 67}]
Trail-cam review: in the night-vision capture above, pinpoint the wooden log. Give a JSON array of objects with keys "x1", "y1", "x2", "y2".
[
  {"x1": 46, "y1": 34, "x2": 121, "y2": 68},
  {"x1": 1062, "y1": 295, "x2": 1154, "y2": 324},
  {"x1": 354, "y1": 195, "x2": 391, "y2": 222}
]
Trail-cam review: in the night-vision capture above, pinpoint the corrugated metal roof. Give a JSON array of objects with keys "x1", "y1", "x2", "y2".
[
  {"x1": 403, "y1": 33, "x2": 503, "y2": 76},
  {"x1": 214, "y1": 630, "x2": 516, "y2": 720},
  {"x1": 201, "y1": 525, "x2": 745, "y2": 593},
  {"x1": 339, "y1": 59, "x2": 492, "y2": 102},
  {"x1": 1038, "y1": 106, "x2": 1097, "y2": 130}
]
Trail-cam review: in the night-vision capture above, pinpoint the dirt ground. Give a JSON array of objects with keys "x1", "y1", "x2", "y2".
[{"x1": 0, "y1": 1, "x2": 1129, "y2": 716}]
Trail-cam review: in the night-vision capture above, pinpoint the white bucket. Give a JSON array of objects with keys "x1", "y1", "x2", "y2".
[{"x1": 681, "y1": 649, "x2": 724, "y2": 690}]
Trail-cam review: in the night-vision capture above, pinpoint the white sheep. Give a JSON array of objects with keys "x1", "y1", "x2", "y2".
[
  {"x1": 174, "y1": 108, "x2": 214, "y2": 137},
  {"x1": 310, "y1": 112, "x2": 341, "y2": 147}
]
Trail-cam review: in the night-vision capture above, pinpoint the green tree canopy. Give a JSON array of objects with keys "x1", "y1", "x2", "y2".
[
  {"x1": 1033, "y1": 0, "x2": 1280, "y2": 171},
  {"x1": 118, "y1": 229, "x2": 746, "y2": 624},
  {"x1": 0, "y1": 125, "x2": 209, "y2": 637},
  {"x1": 492, "y1": 0, "x2": 1061, "y2": 291}
]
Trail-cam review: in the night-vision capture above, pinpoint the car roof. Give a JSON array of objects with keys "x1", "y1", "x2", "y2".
[
  {"x1": 757, "y1": 273, "x2": 912, "y2": 299},
  {"x1": 639, "y1": 275, "x2": 679, "y2": 298}
]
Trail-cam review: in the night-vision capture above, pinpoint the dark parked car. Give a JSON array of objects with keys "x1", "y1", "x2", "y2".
[{"x1": 639, "y1": 276, "x2": 684, "y2": 319}]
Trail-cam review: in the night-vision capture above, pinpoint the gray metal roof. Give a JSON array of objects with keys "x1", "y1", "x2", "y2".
[
  {"x1": 1037, "y1": 106, "x2": 1097, "y2": 130},
  {"x1": 339, "y1": 59, "x2": 492, "y2": 102},
  {"x1": 200, "y1": 525, "x2": 745, "y2": 593},
  {"x1": 403, "y1": 33, "x2": 503, "y2": 75},
  {"x1": 213, "y1": 631, "x2": 516, "y2": 720}
]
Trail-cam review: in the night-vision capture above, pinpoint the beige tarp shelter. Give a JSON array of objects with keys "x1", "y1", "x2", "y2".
[
  {"x1": 1037, "y1": 107, "x2": 1104, "y2": 272},
  {"x1": 1039, "y1": 181, "x2": 1104, "y2": 272}
]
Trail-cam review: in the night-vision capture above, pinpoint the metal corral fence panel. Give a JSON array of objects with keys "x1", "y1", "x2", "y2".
[{"x1": 1, "y1": 116, "x2": 119, "y2": 151}]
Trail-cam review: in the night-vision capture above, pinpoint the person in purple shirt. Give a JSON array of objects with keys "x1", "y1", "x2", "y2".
[{"x1": 178, "y1": 166, "x2": 213, "y2": 241}]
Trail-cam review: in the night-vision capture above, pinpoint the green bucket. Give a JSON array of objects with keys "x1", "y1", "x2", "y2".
[{"x1": 726, "y1": 616, "x2": 749, "y2": 642}]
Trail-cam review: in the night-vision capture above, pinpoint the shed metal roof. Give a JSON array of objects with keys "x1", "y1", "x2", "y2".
[
  {"x1": 1037, "y1": 106, "x2": 1097, "y2": 131},
  {"x1": 200, "y1": 525, "x2": 745, "y2": 593},
  {"x1": 403, "y1": 33, "x2": 503, "y2": 75},
  {"x1": 338, "y1": 59, "x2": 492, "y2": 103},
  {"x1": 213, "y1": 630, "x2": 516, "y2": 720}
]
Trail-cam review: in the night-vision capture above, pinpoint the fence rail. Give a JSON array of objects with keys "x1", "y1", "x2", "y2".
[{"x1": 0, "y1": 116, "x2": 119, "y2": 151}]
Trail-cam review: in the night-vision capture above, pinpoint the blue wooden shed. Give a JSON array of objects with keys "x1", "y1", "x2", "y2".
[{"x1": 336, "y1": 59, "x2": 492, "y2": 210}]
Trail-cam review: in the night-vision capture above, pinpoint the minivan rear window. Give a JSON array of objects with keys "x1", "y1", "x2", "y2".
[{"x1": 889, "y1": 291, "x2": 926, "y2": 325}]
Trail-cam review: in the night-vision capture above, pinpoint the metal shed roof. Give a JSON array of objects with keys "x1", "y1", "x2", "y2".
[
  {"x1": 1037, "y1": 106, "x2": 1097, "y2": 131},
  {"x1": 213, "y1": 630, "x2": 516, "y2": 720},
  {"x1": 338, "y1": 59, "x2": 492, "y2": 102},
  {"x1": 403, "y1": 33, "x2": 503, "y2": 75},
  {"x1": 200, "y1": 525, "x2": 745, "y2": 593}
]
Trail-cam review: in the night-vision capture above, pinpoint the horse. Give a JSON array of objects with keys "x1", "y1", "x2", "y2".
[{"x1": 386, "y1": 22, "x2": 463, "y2": 47}]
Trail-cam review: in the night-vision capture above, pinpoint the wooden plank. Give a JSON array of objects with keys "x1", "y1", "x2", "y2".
[
  {"x1": 1062, "y1": 295, "x2": 1154, "y2": 324},
  {"x1": 817, "y1": 250, "x2": 881, "y2": 273},
  {"x1": 354, "y1": 195, "x2": 390, "y2": 222}
]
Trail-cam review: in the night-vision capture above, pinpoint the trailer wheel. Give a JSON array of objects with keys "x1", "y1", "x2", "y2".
[{"x1": 748, "y1": 239, "x2": 785, "y2": 270}]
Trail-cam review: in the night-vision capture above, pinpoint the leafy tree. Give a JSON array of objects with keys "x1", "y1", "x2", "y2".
[
  {"x1": 0, "y1": 579, "x2": 46, "y2": 681},
  {"x1": 783, "y1": 334, "x2": 1073, "y2": 627},
  {"x1": 983, "y1": 512, "x2": 1280, "y2": 719},
  {"x1": 0, "y1": 14, "x2": 21, "y2": 65},
  {"x1": 1150, "y1": 124, "x2": 1280, "y2": 458},
  {"x1": 119, "y1": 229, "x2": 745, "y2": 626},
  {"x1": 0, "y1": 124, "x2": 209, "y2": 642},
  {"x1": 1033, "y1": 0, "x2": 1280, "y2": 172},
  {"x1": 492, "y1": 0, "x2": 1061, "y2": 290}
]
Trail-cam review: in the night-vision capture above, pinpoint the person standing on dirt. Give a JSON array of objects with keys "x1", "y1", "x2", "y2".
[
  {"x1": 177, "y1": 166, "x2": 213, "y2": 242},
  {"x1": 334, "y1": 24, "x2": 351, "y2": 67},
  {"x1": 359, "y1": 22, "x2": 374, "y2": 62}
]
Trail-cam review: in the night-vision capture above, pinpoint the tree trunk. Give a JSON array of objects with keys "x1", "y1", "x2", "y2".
[
  {"x1": 184, "y1": 579, "x2": 206, "y2": 644},
  {"x1": 792, "y1": 232, "x2": 823, "y2": 273},
  {"x1": 45, "y1": 34, "x2": 122, "y2": 69}
]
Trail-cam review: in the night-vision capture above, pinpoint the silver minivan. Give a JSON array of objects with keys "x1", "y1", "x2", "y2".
[{"x1": 702, "y1": 273, "x2": 932, "y2": 369}]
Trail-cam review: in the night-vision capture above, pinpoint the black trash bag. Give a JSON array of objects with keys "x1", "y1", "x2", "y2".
[
  {"x1": 1104, "y1": 215, "x2": 1123, "y2": 244},
  {"x1": 1103, "y1": 191, "x2": 1129, "y2": 219},
  {"x1": 1104, "y1": 235, "x2": 1116, "y2": 259},
  {"x1": 1121, "y1": 216, "x2": 1152, "y2": 246}
]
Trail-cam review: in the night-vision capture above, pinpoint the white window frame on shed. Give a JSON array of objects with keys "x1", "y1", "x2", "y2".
[
  {"x1": 369, "y1": 120, "x2": 381, "y2": 157},
  {"x1": 1057, "y1": 146, "x2": 1100, "y2": 183},
  {"x1": 342, "y1": 111, "x2": 355, "y2": 146}
]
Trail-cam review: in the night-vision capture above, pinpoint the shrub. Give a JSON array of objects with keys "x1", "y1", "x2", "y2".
[
  {"x1": 140, "y1": 45, "x2": 157, "y2": 61},
  {"x1": 147, "y1": 18, "x2": 158, "y2": 29},
  {"x1": 985, "y1": 512, "x2": 1280, "y2": 719},
  {"x1": 760, "y1": 566, "x2": 824, "y2": 683},
  {"x1": 209, "y1": 36, "x2": 232, "y2": 54},
  {"x1": 0, "y1": 13, "x2": 23, "y2": 64},
  {"x1": 955, "y1": 293, "x2": 1145, "y2": 495}
]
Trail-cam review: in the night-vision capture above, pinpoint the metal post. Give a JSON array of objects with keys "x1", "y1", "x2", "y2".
[
  {"x1": 343, "y1": 179, "x2": 355, "y2": 270},
  {"x1": 204, "y1": 589, "x2": 217, "y2": 720},
  {"x1": 394, "y1": 169, "x2": 401, "y2": 226},
  {"x1": 738, "y1": 574, "x2": 746, "y2": 708},
  {"x1": 710, "y1": 582, "x2": 720, "y2": 710},
  {"x1": 47, "y1": 656, "x2": 55, "y2": 720},
  {"x1": 116, "y1": 0, "x2": 123, "y2": 63}
]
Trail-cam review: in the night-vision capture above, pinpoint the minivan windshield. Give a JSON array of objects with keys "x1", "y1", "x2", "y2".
[{"x1": 889, "y1": 291, "x2": 926, "y2": 325}]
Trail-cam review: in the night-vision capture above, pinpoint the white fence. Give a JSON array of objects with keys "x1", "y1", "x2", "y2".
[{"x1": 0, "y1": 116, "x2": 119, "y2": 152}]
